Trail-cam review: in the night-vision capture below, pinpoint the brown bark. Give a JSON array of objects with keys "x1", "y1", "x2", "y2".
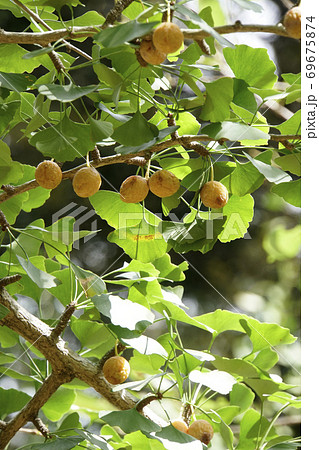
[{"x1": 0, "y1": 286, "x2": 137, "y2": 446}]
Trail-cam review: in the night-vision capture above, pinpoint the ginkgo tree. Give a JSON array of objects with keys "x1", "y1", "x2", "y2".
[{"x1": 0, "y1": 0, "x2": 301, "y2": 449}]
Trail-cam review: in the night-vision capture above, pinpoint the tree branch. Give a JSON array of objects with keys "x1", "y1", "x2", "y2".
[
  {"x1": 0, "y1": 373, "x2": 68, "y2": 448},
  {"x1": 0, "y1": 286, "x2": 137, "y2": 409},
  {"x1": 0, "y1": 23, "x2": 290, "y2": 46},
  {"x1": 50, "y1": 301, "x2": 77, "y2": 342},
  {"x1": 103, "y1": 0, "x2": 136, "y2": 27},
  {"x1": 0, "y1": 134, "x2": 300, "y2": 205}
]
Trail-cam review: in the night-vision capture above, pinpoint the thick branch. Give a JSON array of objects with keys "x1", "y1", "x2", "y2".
[
  {"x1": 0, "y1": 373, "x2": 68, "y2": 449},
  {"x1": 0, "y1": 23, "x2": 290, "y2": 46},
  {"x1": 0, "y1": 134, "x2": 300, "y2": 205},
  {"x1": 0, "y1": 287, "x2": 137, "y2": 411}
]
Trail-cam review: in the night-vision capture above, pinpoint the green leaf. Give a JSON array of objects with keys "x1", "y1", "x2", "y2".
[
  {"x1": 20, "y1": 436, "x2": 84, "y2": 450},
  {"x1": 0, "y1": 388, "x2": 31, "y2": 417},
  {"x1": 274, "y1": 154, "x2": 301, "y2": 176},
  {"x1": 154, "y1": 425, "x2": 202, "y2": 449},
  {"x1": 237, "y1": 409, "x2": 276, "y2": 450},
  {"x1": 89, "y1": 118, "x2": 113, "y2": 143},
  {"x1": 176, "y1": 4, "x2": 234, "y2": 48},
  {"x1": 152, "y1": 254, "x2": 188, "y2": 282},
  {"x1": 93, "y1": 63, "x2": 124, "y2": 88},
  {"x1": 115, "y1": 126, "x2": 179, "y2": 155},
  {"x1": 38, "y1": 83, "x2": 96, "y2": 102},
  {"x1": 29, "y1": 115, "x2": 92, "y2": 161},
  {"x1": 16, "y1": 256, "x2": 60, "y2": 288},
  {"x1": 92, "y1": 294, "x2": 154, "y2": 331},
  {"x1": 244, "y1": 378, "x2": 292, "y2": 399},
  {"x1": 218, "y1": 194, "x2": 254, "y2": 243},
  {"x1": 225, "y1": 151, "x2": 272, "y2": 196},
  {"x1": 0, "y1": 45, "x2": 48, "y2": 73},
  {"x1": 202, "y1": 121, "x2": 269, "y2": 141},
  {"x1": 112, "y1": 111, "x2": 158, "y2": 146},
  {"x1": 196, "y1": 309, "x2": 296, "y2": 351},
  {"x1": 232, "y1": 0, "x2": 263, "y2": 12},
  {"x1": 94, "y1": 20, "x2": 158, "y2": 48},
  {"x1": 232, "y1": 78, "x2": 257, "y2": 113},
  {"x1": 100, "y1": 408, "x2": 161, "y2": 434},
  {"x1": 108, "y1": 219, "x2": 168, "y2": 263},
  {"x1": 275, "y1": 109, "x2": 301, "y2": 135},
  {"x1": 90, "y1": 190, "x2": 146, "y2": 229},
  {"x1": 271, "y1": 179, "x2": 301, "y2": 207},
  {"x1": 122, "y1": 335, "x2": 168, "y2": 357},
  {"x1": 0, "y1": 140, "x2": 24, "y2": 184},
  {"x1": 112, "y1": 373, "x2": 164, "y2": 393},
  {"x1": 41, "y1": 387, "x2": 76, "y2": 421},
  {"x1": 252, "y1": 348, "x2": 279, "y2": 371},
  {"x1": 0, "y1": 71, "x2": 36, "y2": 92},
  {"x1": 200, "y1": 78, "x2": 233, "y2": 122},
  {"x1": 230, "y1": 383, "x2": 255, "y2": 412},
  {"x1": 213, "y1": 355, "x2": 260, "y2": 378},
  {"x1": 22, "y1": 46, "x2": 54, "y2": 59},
  {"x1": 162, "y1": 218, "x2": 225, "y2": 254},
  {"x1": 267, "y1": 391, "x2": 301, "y2": 408},
  {"x1": 0, "y1": 194, "x2": 28, "y2": 224},
  {"x1": 243, "y1": 152, "x2": 291, "y2": 184},
  {"x1": 189, "y1": 369, "x2": 236, "y2": 394},
  {"x1": 0, "y1": 100, "x2": 20, "y2": 135},
  {"x1": 75, "y1": 429, "x2": 113, "y2": 450},
  {"x1": 0, "y1": 304, "x2": 9, "y2": 320},
  {"x1": 224, "y1": 45, "x2": 277, "y2": 89},
  {"x1": 28, "y1": 0, "x2": 82, "y2": 9},
  {"x1": 0, "y1": 326, "x2": 19, "y2": 348},
  {"x1": 71, "y1": 264, "x2": 106, "y2": 298},
  {"x1": 71, "y1": 319, "x2": 114, "y2": 350}
]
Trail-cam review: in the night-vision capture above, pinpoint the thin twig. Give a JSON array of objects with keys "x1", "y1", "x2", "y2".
[
  {"x1": 31, "y1": 417, "x2": 51, "y2": 439},
  {"x1": 97, "y1": 343, "x2": 126, "y2": 371},
  {"x1": 136, "y1": 394, "x2": 163, "y2": 413},
  {"x1": 50, "y1": 301, "x2": 77, "y2": 342},
  {"x1": 0, "y1": 210, "x2": 9, "y2": 231},
  {"x1": 0, "y1": 275, "x2": 22, "y2": 288},
  {"x1": 103, "y1": 0, "x2": 136, "y2": 27},
  {"x1": 11, "y1": 0, "x2": 92, "y2": 61}
]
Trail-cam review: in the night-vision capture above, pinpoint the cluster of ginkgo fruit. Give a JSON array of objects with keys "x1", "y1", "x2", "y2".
[
  {"x1": 139, "y1": 21, "x2": 184, "y2": 65},
  {"x1": 102, "y1": 354, "x2": 214, "y2": 445},
  {"x1": 35, "y1": 160, "x2": 229, "y2": 210}
]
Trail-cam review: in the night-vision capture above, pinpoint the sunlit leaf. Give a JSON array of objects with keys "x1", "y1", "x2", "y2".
[
  {"x1": 189, "y1": 369, "x2": 236, "y2": 394},
  {"x1": 16, "y1": 256, "x2": 60, "y2": 288},
  {"x1": 224, "y1": 45, "x2": 277, "y2": 89},
  {"x1": 92, "y1": 294, "x2": 154, "y2": 331}
]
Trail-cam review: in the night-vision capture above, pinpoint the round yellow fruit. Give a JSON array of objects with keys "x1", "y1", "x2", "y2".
[
  {"x1": 103, "y1": 356, "x2": 130, "y2": 385},
  {"x1": 152, "y1": 22, "x2": 184, "y2": 54},
  {"x1": 139, "y1": 39, "x2": 167, "y2": 65},
  {"x1": 35, "y1": 160, "x2": 62, "y2": 190},
  {"x1": 148, "y1": 170, "x2": 180, "y2": 198},
  {"x1": 72, "y1": 166, "x2": 101, "y2": 198},
  {"x1": 200, "y1": 181, "x2": 229, "y2": 209},
  {"x1": 187, "y1": 420, "x2": 214, "y2": 445},
  {"x1": 120, "y1": 175, "x2": 149, "y2": 203},
  {"x1": 283, "y1": 7, "x2": 301, "y2": 39},
  {"x1": 172, "y1": 420, "x2": 188, "y2": 433}
]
